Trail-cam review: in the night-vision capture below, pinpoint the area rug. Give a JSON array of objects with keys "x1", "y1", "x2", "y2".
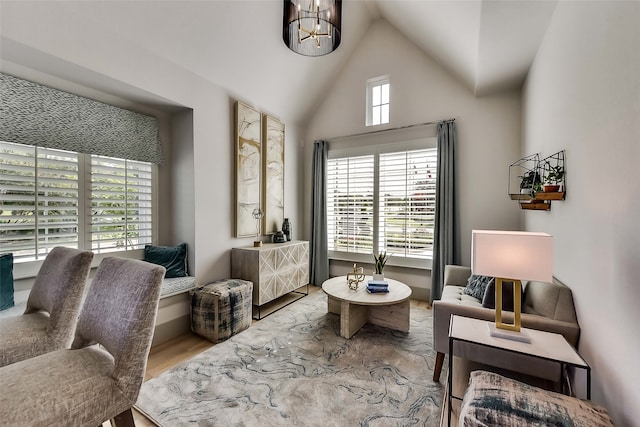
[{"x1": 136, "y1": 290, "x2": 445, "y2": 426}]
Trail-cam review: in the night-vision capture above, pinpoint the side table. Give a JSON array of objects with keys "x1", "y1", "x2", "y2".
[{"x1": 447, "y1": 315, "x2": 590, "y2": 427}]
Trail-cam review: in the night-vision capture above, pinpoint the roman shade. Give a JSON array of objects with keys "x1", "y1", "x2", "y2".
[{"x1": 0, "y1": 73, "x2": 164, "y2": 164}]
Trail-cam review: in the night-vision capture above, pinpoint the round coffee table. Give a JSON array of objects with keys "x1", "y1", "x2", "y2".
[{"x1": 322, "y1": 276, "x2": 412, "y2": 339}]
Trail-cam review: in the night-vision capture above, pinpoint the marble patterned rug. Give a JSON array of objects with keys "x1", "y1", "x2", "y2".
[{"x1": 136, "y1": 290, "x2": 445, "y2": 426}]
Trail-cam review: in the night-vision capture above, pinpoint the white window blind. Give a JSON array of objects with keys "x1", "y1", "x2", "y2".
[
  {"x1": 327, "y1": 155, "x2": 375, "y2": 254},
  {"x1": 0, "y1": 142, "x2": 78, "y2": 261},
  {"x1": 379, "y1": 148, "x2": 437, "y2": 259},
  {"x1": 91, "y1": 156, "x2": 153, "y2": 253},
  {"x1": 327, "y1": 143, "x2": 437, "y2": 264},
  {"x1": 1, "y1": 141, "x2": 155, "y2": 262}
]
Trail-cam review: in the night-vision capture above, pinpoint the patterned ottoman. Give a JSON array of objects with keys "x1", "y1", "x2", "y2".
[
  {"x1": 460, "y1": 370, "x2": 614, "y2": 426},
  {"x1": 190, "y1": 279, "x2": 253, "y2": 343}
]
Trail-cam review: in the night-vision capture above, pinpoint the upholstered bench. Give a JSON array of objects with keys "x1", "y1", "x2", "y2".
[
  {"x1": 190, "y1": 279, "x2": 253, "y2": 343},
  {"x1": 460, "y1": 370, "x2": 614, "y2": 426},
  {"x1": 160, "y1": 276, "x2": 196, "y2": 299}
]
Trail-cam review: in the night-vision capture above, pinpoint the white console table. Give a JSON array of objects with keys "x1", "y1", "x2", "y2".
[{"x1": 231, "y1": 240, "x2": 309, "y2": 318}]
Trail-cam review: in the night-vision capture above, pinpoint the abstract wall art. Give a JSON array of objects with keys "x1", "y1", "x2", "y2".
[
  {"x1": 262, "y1": 115, "x2": 285, "y2": 235},
  {"x1": 235, "y1": 101, "x2": 262, "y2": 237}
]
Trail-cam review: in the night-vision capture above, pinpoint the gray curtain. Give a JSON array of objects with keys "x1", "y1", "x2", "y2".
[
  {"x1": 430, "y1": 120, "x2": 460, "y2": 303},
  {"x1": 0, "y1": 73, "x2": 164, "y2": 164},
  {"x1": 310, "y1": 140, "x2": 329, "y2": 285}
]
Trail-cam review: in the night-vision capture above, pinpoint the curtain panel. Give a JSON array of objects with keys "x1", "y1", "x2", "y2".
[
  {"x1": 430, "y1": 120, "x2": 460, "y2": 303},
  {"x1": 310, "y1": 140, "x2": 329, "y2": 285},
  {"x1": 0, "y1": 73, "x2": 164, "y2": 164}
]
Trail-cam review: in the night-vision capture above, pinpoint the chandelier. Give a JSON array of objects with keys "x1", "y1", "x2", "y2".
[{"x1": 283, "y1": 0, "x2": 342, "y2": 56}]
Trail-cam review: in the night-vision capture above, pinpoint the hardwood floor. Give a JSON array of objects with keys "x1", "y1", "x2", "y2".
[{"x1": 126, "y1": 286, "x2": 430, "y2": 426}]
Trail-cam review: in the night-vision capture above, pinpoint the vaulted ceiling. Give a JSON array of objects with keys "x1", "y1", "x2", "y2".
[{"x1": 0, "y1": 0, "x2": 557, "y2": 124}]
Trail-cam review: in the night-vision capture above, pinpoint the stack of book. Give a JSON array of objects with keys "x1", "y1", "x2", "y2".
[{"x1": 367, "y1": 279, "x2": 389, "y2": 293}]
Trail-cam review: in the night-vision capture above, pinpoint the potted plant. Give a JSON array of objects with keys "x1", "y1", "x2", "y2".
[
  {"x1": 519, "y1": 170, "x2": 542, "y2": 195},
  {"x1": 543, "y1": 165, "x2": 564, "y2": 192},
  {"x1": 373, "y1": 251, "x2": 389, "y2": 281}
]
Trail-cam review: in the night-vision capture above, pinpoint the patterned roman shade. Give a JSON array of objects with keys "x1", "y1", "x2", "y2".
[{"x1": 0, "y1": 73, "x2": 164, "y2": 164}]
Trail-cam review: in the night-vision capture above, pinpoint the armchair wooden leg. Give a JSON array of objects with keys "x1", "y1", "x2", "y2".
[
  {"x1": 111, "y1": 408, "x2": 135, "y2": 427},
  {"x1": 433, "y1": 352, "x2": 445, "y2": 382}
]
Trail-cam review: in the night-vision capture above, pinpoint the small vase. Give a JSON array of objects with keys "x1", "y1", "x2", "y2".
[
  {"x1": 282, "y1": 218, "x2": 291, "y2": 241},
  {"x1": 372, "y1": 273, "x2": 384, "y2": 281}
]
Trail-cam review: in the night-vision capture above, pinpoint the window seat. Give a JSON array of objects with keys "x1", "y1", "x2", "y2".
[
  {"x1": 1, "y1": 277, "x2": 197, "y2": 346},
  {"x1": 160, "y1": 276, "x2": 196, "y2": 299}
]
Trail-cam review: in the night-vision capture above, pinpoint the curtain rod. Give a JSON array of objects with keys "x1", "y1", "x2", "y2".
[{"x1": 328, "y1": 118, "x2": 455, "y2": 141}]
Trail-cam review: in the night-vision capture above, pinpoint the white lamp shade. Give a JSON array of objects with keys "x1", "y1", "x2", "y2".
[{"x1": 471, "y1": 230, "x2": 553, "y2": 283}]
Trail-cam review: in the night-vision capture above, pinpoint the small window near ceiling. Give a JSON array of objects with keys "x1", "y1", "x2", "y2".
[{"x1": 366, "y1": 76, "x2": 390, "y2": 126}]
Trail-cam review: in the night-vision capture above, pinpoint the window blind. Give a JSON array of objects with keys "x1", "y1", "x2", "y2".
[
  {"x1": 379, "y1": 148, "x2": 437, "y2": 259},
  {"x1": 0, "y1": 73, "x2": 164, "y2": 164},
  {"x1": 327, "y1": 155, "x2": 375, "y2": 254},
  {"x1": 90, "y1": 156, "x2": 153, "y2": 253},
  {"x1": 0, "y1": 142, "x2": 79, "y2": 260}
]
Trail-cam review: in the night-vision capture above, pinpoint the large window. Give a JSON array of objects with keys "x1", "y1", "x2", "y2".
[
  {"x1": 327, "y1": 140, "x2": 437, "y2": 267},
  {"x1": 0, "y1": 141, "x2": 155, "y2": 262}
]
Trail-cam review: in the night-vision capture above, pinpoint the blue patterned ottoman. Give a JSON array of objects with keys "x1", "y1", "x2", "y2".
[{"x1": 190, "y1": 279, "x2": 253, "y2": 343}]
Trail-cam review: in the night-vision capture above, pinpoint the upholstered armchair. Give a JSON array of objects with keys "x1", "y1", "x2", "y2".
[
  {"x1": 0, "y1": 257, "x2": 165, "y2": 426},
  {"x1": 0, "y1": 247, "x2": 94, "y2": 367}
]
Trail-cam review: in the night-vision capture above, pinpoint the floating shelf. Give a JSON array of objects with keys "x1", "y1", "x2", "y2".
[
  {"x1": 534, "y1": 191, "x2": 565, "y2": 200},
  {"x1": 520, "y1": 201, "x2": 551, "y2": 211},
  {"x1": 510, "y1": 193, "x2": 533, "y2": 201}
]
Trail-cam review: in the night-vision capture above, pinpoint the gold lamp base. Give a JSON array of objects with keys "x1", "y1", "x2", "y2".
[{"x1": 492, "y1": 278, "x2": 530, "y2": 343}]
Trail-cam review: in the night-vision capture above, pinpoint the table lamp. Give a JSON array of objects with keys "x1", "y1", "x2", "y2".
[{"x1": 471, "y1": 230, "x2": 553, "y2": 343}]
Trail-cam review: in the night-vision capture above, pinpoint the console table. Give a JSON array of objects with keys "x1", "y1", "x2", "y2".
[{"x1": 231, "y1": 240, "x2": 309, "y2": 319}]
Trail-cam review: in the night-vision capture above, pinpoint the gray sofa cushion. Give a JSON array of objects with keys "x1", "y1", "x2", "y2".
[{"x1": 523, "y1": 280, "x2": 578, "y2": 324}]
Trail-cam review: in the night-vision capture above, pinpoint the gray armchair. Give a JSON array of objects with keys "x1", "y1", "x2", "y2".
[
  {"x1": 0, "y1": 257, "x2": 165, "y2": 426},
  {"x1": 0, "y1": 247, "x2": 94, "y2": 367}
]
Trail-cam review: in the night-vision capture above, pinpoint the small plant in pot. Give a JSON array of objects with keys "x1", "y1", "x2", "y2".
[
  {"x1": 373, "y1": 251, "x2": 389, "y2": 281},
  {"x1": 543, "y1": 165, "x2": 564, "y2": 192},
  {"x1": 519, "y1": 170, "x2": 542, "y2": 196}
]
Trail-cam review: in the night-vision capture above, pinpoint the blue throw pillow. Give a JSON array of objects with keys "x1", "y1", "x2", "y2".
[
  {"x1": 144, "y1": 243, "x2": 188, "y2": 278},
  {"x1": 463, "y1": 274, "x2": 494, "y2": 300},
  {"x1": 0, "y1": 253, "x2": 15, "y2": 311}
]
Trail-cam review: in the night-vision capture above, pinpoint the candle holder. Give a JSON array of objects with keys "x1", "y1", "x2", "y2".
[{"x1": 252, "y1": 208, "x2": 263, "y2": 247}]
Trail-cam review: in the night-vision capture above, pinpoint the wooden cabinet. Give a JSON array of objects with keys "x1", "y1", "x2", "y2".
[{"x1": 231, "y1": 240, "x2": 309, "y2": 308}]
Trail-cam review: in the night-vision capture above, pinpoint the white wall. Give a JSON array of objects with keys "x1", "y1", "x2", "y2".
[
  {"x1": 522, "y1": 2, "x2": 640, "y2": 425},
  {"x1": 303, "y1": 19, "x2": 522, "y2": 295},
  {"x1": 0, "y1": 2, "x2": 304, "y2": 285}
]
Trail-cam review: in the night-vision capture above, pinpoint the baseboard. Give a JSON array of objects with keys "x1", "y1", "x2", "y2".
[{"x1": 151, "y1": 314, "x2": 191, "y2": 347}]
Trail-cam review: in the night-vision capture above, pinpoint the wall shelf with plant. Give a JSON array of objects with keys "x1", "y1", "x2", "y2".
[
  {"x1": 535, "y1": 150, "x2": 566, "y2": 200},
  {"x1": 508, "y1": 150, "x2": 566, "y2": 210}
]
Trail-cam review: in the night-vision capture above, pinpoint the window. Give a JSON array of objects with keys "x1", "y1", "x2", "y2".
[
  {"x1": 366, "y1": 77, "x2": 390, "y2": 126},
  {"x1": 327, "y1": 140, "x2": 437, "y2": 267},
  {"x1": 90, "y1": 156, "x2": 153, "y2": 253},
  {"x1": 0, "y1": 141, "x2": 155, "y2": 262}
]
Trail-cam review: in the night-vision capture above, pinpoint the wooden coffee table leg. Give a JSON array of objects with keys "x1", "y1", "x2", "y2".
[
  {"x1": 367, "y1": 299, "x2": 410, "y2": 333},
  {"x1": 341, "y1": 301, "x2": 368, "y2": 339},
  {"x1": 327, "y1": 295, "x2": 340, "y2": 315}
]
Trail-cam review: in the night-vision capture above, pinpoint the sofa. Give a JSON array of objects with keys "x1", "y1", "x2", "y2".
[{"x1": 432, "y1": 265, "x2": 580, "y2": 382}]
